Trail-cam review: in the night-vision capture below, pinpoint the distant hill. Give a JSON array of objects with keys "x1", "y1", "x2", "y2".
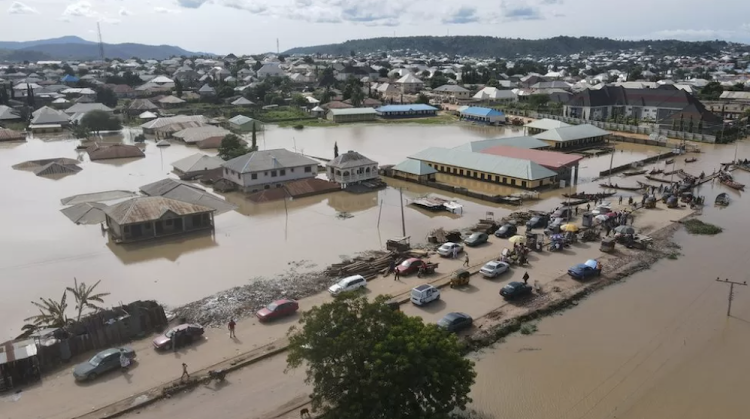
[
  {"x1": 0, "y1": 36, "x2": 199, "y2": 61},
  {"x1": 284, "y1": 36, "x2": 743, "y2": 57}
]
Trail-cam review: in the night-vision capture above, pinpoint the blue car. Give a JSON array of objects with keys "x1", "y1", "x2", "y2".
[{"x1": 568, "y1": 260, "x2": 602, "y2": 280}]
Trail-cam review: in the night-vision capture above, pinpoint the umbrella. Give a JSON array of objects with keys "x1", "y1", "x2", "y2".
[
  {"x1": 614, "y1": 225, "x2": 635, "y2": 235},
  {"x1": 508, "y1": 235, "x2": 526, "y2": 244},
  {"x1": 594, "y1": 214, "x2": 609, "y2": 222},
  {"x1": 561, "y1": 223, "x2": 579, "y2": 232}
]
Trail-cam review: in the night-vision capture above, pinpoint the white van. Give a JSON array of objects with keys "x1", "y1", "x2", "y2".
[
  {"x1": 410, "y1": 284, "x2": 441, "y2": 306},
  {"x1": 328, "y1": 275, "x2": 367, "y2": 296}
]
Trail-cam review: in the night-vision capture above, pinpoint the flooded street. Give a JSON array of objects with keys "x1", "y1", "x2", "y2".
[{"x1": 0, "y1": 123, "x2": 664, "y2": 339}]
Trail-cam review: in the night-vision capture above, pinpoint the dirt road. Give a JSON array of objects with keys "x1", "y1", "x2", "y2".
[{"x1": 2, "y1": 204, "x2": 683, "y2": 419}]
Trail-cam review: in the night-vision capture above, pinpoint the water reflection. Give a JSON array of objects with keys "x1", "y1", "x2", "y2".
[
  {"x1": 105, "y1": 230, "x2": 218, "y2": 265},
  {"x1": 327, "y1": 191, "x2": 379, "y2": 213}
]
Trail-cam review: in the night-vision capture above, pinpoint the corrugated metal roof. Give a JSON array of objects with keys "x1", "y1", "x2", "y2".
[
  {"x1": 524, "y1": 118, "x2": 571, "y2": 130},
  {"x1": 533, "y1": 124, "x2": 610, "y2": 142},
  {"x1": 480, "y1": 146, "x2": 583, "y2": 169},
  {"x1": 459, "y1": 107, "x2": 504, "y2": 117},
  {"x1": 0, "y1": 339, "x2": 38, "y2": 365},
  {"x1": 104, "y1": 196, "x2": 215, "y2": 225},
  {"x1": 392, "y1": 159, "x2": 437, "y2": 176},
  {"x1": 140, "y1": 178, "x2": 205, "y2": 196},
  {"x1": 34, "y1": 162, "x2": 82, "y2": 176},
  {"x1": 408, "y1": 147, "x2": 557, "y2": 181},
  {"x1": 328, "y1": 150, "x2": 378, "y2": 169},
  {"x1": 13, "y1": 157, "x2": 80, "y2": 170},
  {"x1": 61, "y1": 202, "x2": 108, "y2": 225},
  {"x1": 171, "y1": 153, "x2": 224, "y2": 173},
  {"x1": 452, "y1": 137, "x2": 549, "y2": 153},
  {"x1": 30, "y1": 106, "x2": 69, "y2": 125},
  {"x1": 0, "y1": 128, "x2": 25, "y2": 141},
  {"x1": 64, "y1": 103, "x2": 113, "y2": 115},
  {"x1": 172, "y1": 126, "x2": 231, "y2": 144},
  {"x1": 376, "y1": 104, "x2": 437, "y2": 113},
  {"x1": 328, "y1": 108, "x2": 378, "y2": 116},
  {"x1": 223, "y1": 149, "x2": 320, "y2": 174},
  {"x1": 61, "y1": 190, "x2": 138, "y2": 205},
  {"x1": 87, "y1": 144, "x2": 145, "y2": 161},
  {"x1": 140, "y1": 179, "x2": 236, "y2": 214},
  {"x1": 140, "y1": 115, "x2": 205, "y2": 130}
]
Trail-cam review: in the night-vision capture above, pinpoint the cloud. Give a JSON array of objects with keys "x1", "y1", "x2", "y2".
[
  {"x1": 177, "y1": 0, "x2": 210, "y2": 8},
  {"x1": 118, "y1": 7, "x2": 132, "y2": 16},
  {"x1": 154, "y1": 7, "x2": 181, "y2": 14},
  {"x1": 205, "y1": 0, "x2": 409, "y2": 25},
  {"x1": 540, "y1": 0, "x2": 563, "y2": 4},
  {"x1": 7, "y1": 1, "x2": 39, "y2": 14},
  {"x1": 63, "y1": 1, "x2": 99, "y2": 19},
  {"x1": 220, "y1": 0, "x2": 269, "y2": 14},
  {"x1": 501, "y1": 1, "x2": 542, "y2": 21},
  {"x1": 442, "y1": 6, "x2": 479, "y2": 24}
]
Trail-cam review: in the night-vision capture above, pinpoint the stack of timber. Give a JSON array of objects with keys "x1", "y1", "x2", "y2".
[
  {"x1": 474, "y1": 219, "x2": 500, "y2": 234},
  {"x1": 325, "y1": 252, "x2": 394, "y2": 280},
  {"x1": 429, "y1": 227, "x2": 462, "y2": 244}
]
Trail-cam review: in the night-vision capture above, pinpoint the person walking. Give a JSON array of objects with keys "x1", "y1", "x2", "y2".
[
  {"x1": 181, "y1": 363, "x2": 190, "y2": 382},
  {"x1": 452, "y1": 246, "x2": 458, "y2": 259},
  {"x1": 394, "y1": 267, "x2": 401, "y2": 281},
  {"x1": 119, "y1": 349, "x2": 131, "y2": 373},
  {"x1": 463, "y1": 253, "x2": 470, "y2": 267},
  {"x1": 228, "y1": 319, "x2": 236, "y2": 338},
  {"x1": 523, "y1": 271, "x2": 530, "y2": 284},
  {"x1": 586, "y1": 203, "x2": 591, "y2": 211},
  {"x1": 619, "y1": 195, "x2": 623, "y2": 205},
  {"x1": 388, "y1": 257, "x2": 395, "y2": 277}
]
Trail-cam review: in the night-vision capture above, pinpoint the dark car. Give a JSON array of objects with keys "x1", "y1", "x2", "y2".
[
  {"x1": 464, "y1": 232, "x2": 489, "y2": 247},
  {"x1": 73, "y1": 347, "x2": 136, "y2": 381},
  {"x1": 396, "y1": 258, "x2": 428, "y2": 275},
  {"x1": 552, "y1": 207, "x2": 572, "y2": 219},
  {"x1": 152, "y1": 323, "x2": 205, "y2": 350},
  {"x1": 526, "y1": 215, "x2": 548, "y2": 229},
  {"x1": 256, "y1": 299, "x2": 300, "y2": 322},
  {"x1": 495, "y1": 224, "x2": 517, "y2": 238},
  {"x1": 568, "y1": 262, "x2": 602, "y2": 280},
  {"x1": 437, "y1": 312, "x2": 473, "y2": 333},
  {"x1": 499, "y1": 281, "x2": 533, "y2": 299}
]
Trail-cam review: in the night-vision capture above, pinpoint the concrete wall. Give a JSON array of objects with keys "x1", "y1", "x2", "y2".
[
  {"x1": 223, "y1": 164, "x2": 317, "y2": 191},
  {"x1": 421, "y1": 161, "x2": 555, "y2": 189}
]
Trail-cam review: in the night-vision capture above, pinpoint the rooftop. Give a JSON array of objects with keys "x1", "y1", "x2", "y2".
[
  {"x1": 408, "y1": 147, "x2": 557, "y2": 181},
  {"x1": 459, "y1": 107, "x2": 504, "y2": 117},
  {"x1": 329, "y1": 150, "x2": 378, "y2": 169},
  {"x1": 480, "y1": 145, "x2": 583, "y2": 169},
  {"x1": 223, "y1": 148, "x2": 319, "y2": 174},
  {"x1": 171, "y1": 153, "x2": 225, "y2": 173},
  {"x1": 377, "y1": 104, "x2": 438, "y2": 113},
  {"x1": 392, "y1": 159, "x2": 438, "y2": 176},
  {"x1": 524, "y1": 118, "x2": 572, "y2": 130},
  {"x1": 452, "y1": 136, "x2": 550, "y2": 152},
  {"x1": 533, "y1": 124, "x2": 610, "y2": 142},
  {"x1": 328, "y1": 108, "x2": 379, "y2": 116},
  {"x1": 103, "y1": 196, "x2": 215, "y2": 225}
]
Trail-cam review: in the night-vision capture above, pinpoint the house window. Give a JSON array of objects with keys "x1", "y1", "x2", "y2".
[
  {"x1": 305, "y1": 166, "x2": 312, "y2": 173},
  {"x1": 265, "y1": 171, "x2": 268, "y2": 175},
  {"x1": 280, "y1": 169, "x2": 286, "y2": 176},
  {"x1": 165, "y1": 219, "x2": 173, "y2": 226},
  {"x1": 291, "y1": 168, "x2": 295, "y2": 172},
  {"x1": 271, "y1": 170, "x2": 277, "y2": 177},
  {"x1": 251, "y1": 173, "x2": 257, "y2": 180},
  {"x1": 522, "y1": 181, "x2": 527, "y2": 188},
  {"x1": 224, "y1": 168, "x2": 229, "y2": 175}
]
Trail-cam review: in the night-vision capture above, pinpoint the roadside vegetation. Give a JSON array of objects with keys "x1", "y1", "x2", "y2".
[
  {"x1": 286, "y1": 293, "x2": 476, "y2": 419},
  {"x1": 22, "y1": 278, "x2": 109, "y2": 333},
  {"x1": 682, "y1": 219, "x2": 723, "y2": 235},
  {"x1": 519, "y1": 323, "x2": 539, "y2": 335}
]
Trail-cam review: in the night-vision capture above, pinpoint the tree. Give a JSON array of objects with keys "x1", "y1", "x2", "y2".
[
  {"x1": 66, "y1": 278, "x2": 110, "y2": 322},
  {"x1": 218, "y1": 134, "x2": 249, "y2": 160},
  {"x1": 528, "y1": 94, "x2": 550, "y2": 109},
  {"x1": 486, "y1": 78, "x2": 499, "y2": 87},
  {"x1": 319, "y1": 67, "x2": 336, "y2": 88},
  {"x1": 334, "y1": 141, "x2": 339, "y2": 158},
  {"x1": 250, "y1": 124, "x2": 258, "y2": 151},
  {"x1": 81, "y1": 110, "x2": 122, "y2": 133},
  {"x1": 291, "y1": 93, "x2": 308, "y2": 107},
  {"x1": 415, "y1": 93, "x2": 430, "y2": 104},
  {"x1": 174, "y1": 78, "x2": 183, "y2": 98},
  {"x1": 627, "y1": 66, "x2": 643, "y2": 81},
  {"x1": 701, "y1": 81, "x2": 723, "y2": 100},
  {"x1": 24, "y1": 291, "x2": 70, "y2": 330},
  {"x1": 96, "y1": 87, "x2": 118, "y2": 108},
  {"x1": 287, "y1": 294, "x2": 476, "y2": 419},
  {"x1": 378, "y1": 68, "x2": 389, "y2": 78}
]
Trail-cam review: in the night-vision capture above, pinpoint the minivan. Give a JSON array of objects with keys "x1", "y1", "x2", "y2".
[
  {"x1": 328, "y1": 275, "x2": 367, "y2": 296},
  {"x1": 410, "y1": 284, "x2": 441, "y2": 306}
]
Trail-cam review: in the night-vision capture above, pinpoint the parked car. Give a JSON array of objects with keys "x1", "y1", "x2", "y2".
[
  {"x1": 464, "y1": 232, "x2": 489, "y2": 247},
  {"x1": 552, "y1": 207, "x2": 572, "y2": 219},
  {"x1": 495, "y1": 223, "x2": 517, "y2": 238},
  {"x1": 480, "y1": 261, "x2": 510, "y2": 278},
  {"x1": 396, "y1": 258, "x2": 428, "y2": 275},
  {"x1": 153, "y1": 323, "x2": 205, "y2": 350},
  {"x1": 256, "y1": 299, "x2": 299, "y2": 322},
  {"x1": 437, "y1": 242, "x2": 463, "y2": 257},
  {"x1": 437, "y1": 312, "x2": 473, "y2": 333},
  {"x1": 410, "y1": 284, "x2": 441, "y2": 306},
  {"x1": 568, "y1": 259, "x2": 602, "y2": 280},
  {"x1": 526, "y1": 215, "x2": 548, "y2": 229},
  {"x1": 592, "y1": 205, "x2": 612, "y2": 216},
  {"x1": 499, "y1": 281, "x2": 533, "y2": 300},
  {"x1": 73, "y1": 347, "x2": 136, "y2": 381},
  {"x1": 328, "y1": 275, "x2": 367, "y2": 295}
]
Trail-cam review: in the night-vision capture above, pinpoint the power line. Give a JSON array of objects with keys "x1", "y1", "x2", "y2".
[{"x1": 715, "y1": 277, "x2": 747, "y2": 317}]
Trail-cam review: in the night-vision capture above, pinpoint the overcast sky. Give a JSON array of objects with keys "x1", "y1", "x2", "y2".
[{"x1": 2, "y1": 0, "x2": 750, "y2": 55}]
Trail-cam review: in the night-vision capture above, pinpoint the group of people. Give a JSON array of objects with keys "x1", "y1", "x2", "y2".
[{"x1": 602, "y1": 210, "x2": 633, "y2": 237}]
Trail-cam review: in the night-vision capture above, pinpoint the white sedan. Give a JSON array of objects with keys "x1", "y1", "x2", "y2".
[
  {"x1": 437, "y1": 242, "x2": 464, "y2": 257},
  {"x1": 479, "y1": 261, "x2": 510, "y2": 278}
]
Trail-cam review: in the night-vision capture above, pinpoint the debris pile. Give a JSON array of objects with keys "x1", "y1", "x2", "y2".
[
  {"x1": 505, "y1": 210, "x2": 545, "y2": 224},
  {"x1": 325, "y1": 251, "x2": 392, "y2": 279},
  {"x1": 428, "y1": 227, "x2": 462, "y2": 244}
]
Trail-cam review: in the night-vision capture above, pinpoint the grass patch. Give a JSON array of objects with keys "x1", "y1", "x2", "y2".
[
  {"x1": 666, "y1": 252, "x2": 681, "y2": 260},
  {"x1": 258, "y1": 107, "x2": 308, "y2": 120},
  {"x1": 519, "y1": 323, "x2": 538, "y2": 335},
  {"x1": 276, "y1": 119, "x2": 335, "y2": 128},
  {"x1": 683, "y1": 219, "x2": 723, "y2": 235},
  {"x1": 378, "y1": 113, "x2": 459, "y2": 125}
]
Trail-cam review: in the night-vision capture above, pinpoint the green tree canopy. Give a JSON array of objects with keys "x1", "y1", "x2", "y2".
[
  {"x1": 95, "y1": 87, "x2": 118, "y2": 108},
  {"x1": 415, "y1": 93, "x2": 430, "y2": 104},
  {"x1": 81, "y1": 110, "x2": 122, "y2": 133},
  {"x1": 218, "y1": 134, "x2": 249, "y2": 160},
  {"x1": 287, "y1": 294, "x2": 476, "y2": 419},
  {"x1": 701, "y1": 81, "x2": 724, "y2": 100}
]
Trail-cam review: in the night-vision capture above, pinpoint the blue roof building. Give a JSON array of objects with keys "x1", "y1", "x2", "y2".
[
  {"x1": 458, "y1": 107, "x2": 506, "y2": 125},
  {"x1": 376, "y1": 104, "x2": 438, "y2": 119},
  {"x1": 60, "y1": 74, "x2": 80, "y2": 84}
]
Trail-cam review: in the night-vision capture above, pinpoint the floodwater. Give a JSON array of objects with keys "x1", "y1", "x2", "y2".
[
  {"x1": 0, "y1": 123, "x2": 660, "y2": 339},
  {"x1": 468, "y1": 146, "x2": 750, "y2": 419}
]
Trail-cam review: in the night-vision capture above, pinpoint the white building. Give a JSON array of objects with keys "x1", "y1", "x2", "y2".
[
  {"x1": 395, "y1": 73, "x2": 424, "y2": 94},
  {"x1": 326, "y1": 150, "x2": 379, "y2": 187},
  {"x1": 256, "y1": 63, "x2": 285, "y2": 78},
  {"x1": 221, "y1": 149, "x2": 319, "y2": 192}
]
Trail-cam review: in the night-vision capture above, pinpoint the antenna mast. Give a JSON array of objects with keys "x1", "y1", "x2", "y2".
[
  {"x1": 97, "y1": 22, "x2": 105, "y2": 61},
  {"x1": 276, "y1": 38, "x2": 279, "y2": 55}
]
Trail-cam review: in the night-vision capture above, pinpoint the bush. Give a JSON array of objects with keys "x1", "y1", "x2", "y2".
[
  {"x1": 682, "y1": 219, "x2": 722, "y2": 235},
  {"x1": 520, "y1": 323, "x2": 538, "y2": 335}
]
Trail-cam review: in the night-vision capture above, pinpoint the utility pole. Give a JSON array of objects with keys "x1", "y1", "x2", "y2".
[
  {"x1": 399, "y1": 187, "x2": 406, "y2": 237},
  {"x1": 716, "y1": 277, "x2": 747, "y2": 317},
  {"x1": 97, "y1": 22, "x2": 105, "y2": 61}
]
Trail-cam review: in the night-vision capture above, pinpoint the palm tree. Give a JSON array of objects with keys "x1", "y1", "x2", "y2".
[
  {"x1": 67, "y1": 278, "x2": 110, "y2": 321},
  {"x1": 24, "y1": 291, "x2": 70, "y2": 329}
]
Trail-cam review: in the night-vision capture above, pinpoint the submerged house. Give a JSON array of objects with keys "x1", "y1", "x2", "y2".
[
  {"x1": 327, "y1": 150, "x2": 379, "y2": 187},
  {"x1": 103, "y1": 196, "x2": 215, "y2": 243}
]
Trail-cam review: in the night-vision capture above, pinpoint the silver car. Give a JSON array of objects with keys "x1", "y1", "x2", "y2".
[
  {"x1": 479, "y1": 261, "x2": 510, "y2": 278},
  {"x1": 437, "y1": 242, "x2": 463, "y2": 257}
]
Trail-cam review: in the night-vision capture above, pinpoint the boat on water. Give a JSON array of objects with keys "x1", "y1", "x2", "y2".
[
  {"x1": 645, "y1": 175, "x2": 673, "y2": 184},
  {"x1": 622, "y1": 169, "x2": 647, "y2": 177},
  {"x1": 685, "y1": 157, "x2": 698, "y2": 163},
  {"x1": 715, "y1": 193, "x2": 730, "y2": 206},
  {"x1": 599, "y1": 183, "x2": 643, "y2": 191},
  {"x1": 637, "y1": 181, "x2": 660, "y2": 189},
  {"x1": 734, "y1": 165, "x2": 750, "y2": 173},
  {"x1": 720, "y1": 178, "x2": 745, "y2": 191},
  {"x1": 410, "y1": 196, "x2": 464, "y2": 213},
  {"x1": 648, "y1": 168, "x2": 663, "y2": 175},
  {"x1": 665, "y1": 159, "x2": 675, "y2": 164},
  {"x1": 562, "y1": 191, "x2": 616, "y2": 199}
]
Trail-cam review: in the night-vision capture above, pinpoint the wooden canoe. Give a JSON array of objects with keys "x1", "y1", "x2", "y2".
[
  {"x1": 720, "y1": 179, "x2": 745, "y2": 191},
  {"x1": 648, "y1": 168, "x2": 663, "y2": 175},
  {"x1": 645, "y1": 175, "x2": 673, "y2": 184},
  {"x1": 622, "y1": 170, "x2": 647, "y2": 177},
  {"x1": 684, "y1": 157, "x2": 698, "y2": 163},
  {"x1": 599, "y1": 183, "x2": 643, "y2": 191},
  {"x1": 665, "y1": 159, "x2": 675, "y2": 164}
]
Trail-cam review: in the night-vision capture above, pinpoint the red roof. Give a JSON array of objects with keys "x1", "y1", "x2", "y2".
[{"x1": 480, "y1": 145, "x2": 583, "y2": 170}]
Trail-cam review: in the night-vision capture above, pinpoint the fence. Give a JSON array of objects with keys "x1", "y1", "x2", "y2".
[
  {"x1": 536, "y1": 113, "x2": 718, "y2": 144},
  {"x1": 599, "y1": 151, "x2": 676, "y2": 177}
]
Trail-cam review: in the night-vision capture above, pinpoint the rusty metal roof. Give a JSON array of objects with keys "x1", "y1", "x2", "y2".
[
  {"x1": 103, "y1": 196, "x2": 215, "y2": 225},
  {"x1": 0, "y1": 128, "x2": 25, "y2": 141},
  {"x1": 87, "y1": 144, "x2": 145, "y2": 161},
  {"x1": 0, "y1": 339, "x2": 37, "y2": 365}
]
